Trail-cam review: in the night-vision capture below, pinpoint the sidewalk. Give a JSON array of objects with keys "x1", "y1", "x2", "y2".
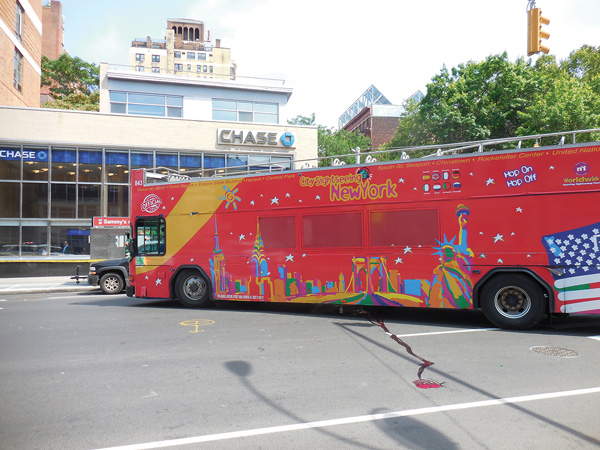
[{"x1": 0, "y1": 276, "x2": 99, "y2": 295}]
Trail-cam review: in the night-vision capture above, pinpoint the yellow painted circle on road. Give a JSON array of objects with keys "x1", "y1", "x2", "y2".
[
  {"x1": 180, "y1": 319, "x2": 215, "y2": 333},
  {"x1": 180, "y1": 319, "x2": 215, "y2": 327}
]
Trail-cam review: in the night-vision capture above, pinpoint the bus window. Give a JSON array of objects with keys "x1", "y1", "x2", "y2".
[
  {"x1": 303, "y1": 213, "x2": 362, "y2": 248},
  {"x1": 370, "y1": 209, "x2": 438, "y2": 247},
  {"x1": 259, "y1": 216, "x2": 295, "y2": 248},
  {"x1": 135, "y1": 216, "x2": 166, "y2": 255}
]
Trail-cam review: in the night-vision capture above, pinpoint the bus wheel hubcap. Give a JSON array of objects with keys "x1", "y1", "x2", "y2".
[
  {"x1": 495, "y1": 286, "x2": 531, "y2": 319},
  {"x1": 185, "y1": 277, "x2": 206, "y2": 299}
]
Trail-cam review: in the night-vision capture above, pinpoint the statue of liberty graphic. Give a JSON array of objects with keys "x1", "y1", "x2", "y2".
[{"x1": 427, "y1": 204, "x2": 474, "y2": 308}]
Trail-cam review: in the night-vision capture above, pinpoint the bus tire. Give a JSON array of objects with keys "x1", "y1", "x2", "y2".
[
  {"x1": 175, "y1": 270, "x2": 212, "y2": 308},
  {"x1": 480, "y1": 274, "x2": 545, "y2": 330}
]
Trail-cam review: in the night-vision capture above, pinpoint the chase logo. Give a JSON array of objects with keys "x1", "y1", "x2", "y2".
[{"x1": 280, "y1": 132, "x2": 295, "y2": 147}]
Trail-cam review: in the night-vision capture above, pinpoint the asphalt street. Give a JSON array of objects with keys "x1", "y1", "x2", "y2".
[{"x1": 1, "y1": 290, "x2": 600, "y2": 450}]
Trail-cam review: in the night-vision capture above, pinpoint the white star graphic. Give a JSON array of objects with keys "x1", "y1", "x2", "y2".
[
  {"x1": 403, "y1": 246, "x2": 412, "y2": 254},
  {"x1": 486, "y1": 178, "x2": 495, "y2": 186},
  {"x1": 516, "y1": 207, "x2": 523, "y2": 213},
  {"x1": 398, "y1": 178, "x2": 405, "y2": 183},
  {"x1": 302, "y1": 254, "x2": 306, "y2": 258},
  {"x1": 238, "y1": 234, "x2": 246, "y2": 241},
  {"x1": 315, "y1": 195, "x2": 321, "y2": 200},
  {"x1": 493, "y1": 233, "x2": 504, "y2": 243},
  {"x1": 145, "y1": 275, "x2": 149, "y2": 280},
  {"x1": 550, "y1": 166, "x2": 555, "y2": 170},
  {"x1": 250, "y1": 200, "x2": 255, "y2": 206},
  {"x1": 285, "y1": 254, "x2": 294, "y2": 262},
  {"x1": 285, "y1": 193, "x2": 291, "y2": 198},
  {"x1": 271, "y1": 196, "x2": 279, "y2": 205},
  {"x1": 497, "y1": 258, "x2": 504, "y2": 264},
  {"x1": 395, "y1": 257, "x2": 403, "y2": 264},
  {"x1": 155, "y1": 278, "x2": 162, "y2": 286},
  {"x1": 480, "y1": 253, "x2": 486, "y2": 259}
]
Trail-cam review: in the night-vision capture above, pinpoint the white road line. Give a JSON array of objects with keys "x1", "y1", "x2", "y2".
[
  {"x1": 393, "y1": 327, "x2": 499, "y2": 338},
  {"x1": 90, "y1": 386, "x2": 600, "y2": 450}
]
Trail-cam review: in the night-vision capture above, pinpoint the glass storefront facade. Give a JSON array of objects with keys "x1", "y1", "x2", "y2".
[{"x1": 0, "y1": 143, "x2": 291, "y2": 257}]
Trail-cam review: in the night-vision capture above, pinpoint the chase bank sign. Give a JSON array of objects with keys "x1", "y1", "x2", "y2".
[
  {"x1": 0, "y1": 149, "x2": 48, "y2": 161},
  {"x1": 217, "y1": 128, "x2": 295, "y2": 149}
]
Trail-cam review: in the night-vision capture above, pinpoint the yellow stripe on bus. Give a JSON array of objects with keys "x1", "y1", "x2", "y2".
[{"x1": 135, "y1": 179, "x2": 242, "y2": 275}]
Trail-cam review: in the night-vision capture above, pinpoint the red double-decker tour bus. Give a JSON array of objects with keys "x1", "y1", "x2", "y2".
[{"x1": 126, "y1": 132, "x2": 600, "y2": 330}]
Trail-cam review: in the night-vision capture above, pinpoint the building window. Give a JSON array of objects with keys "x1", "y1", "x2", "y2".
[
  {"x1": 175, "y1": 64, "x2": 183, "y2": 71},
  {"x1": 198, "y1": 53, "x2": 207, "y2": 61},
  {"x1": 196, "y1": 65, "x2": 201, "y2": 72},
  {"x1": 135, "y1": 66, "x2": 145, "y2": 72},
  {"x1": 152, "y1": 55, "x2": 160, "y2": 62},
  {"x1": 152, "y1": 67, "x2": 160, "y2": 73},
  {"x1": 109, "y1": 91, "x2": 183, "y2": 118},
  {"x1": 174, "y1": 51, "x2": 181, "y2": 58},
  {"x1": 14, "y1": 49, "x2": 23, "y2": 92},
  {"x1": 135, "y1": 53, "x2": 145, "y2": 62},
  {"x1": 209, "y1": 66, "x2": 213, "y2": 73},
  {"x1": 203, "y1": 65, "x2": 208, "y2": 73},
  {"x1": 212, "y1": 99, "x2": 279, "y2": 124},
  {"x1": 187, "y1": 64, "x2": 192, "y2": 71},
  {"x1": 187, "y1": 52, "x2": 195, "y2": 60},
  {"x1": 14, "y1": 1, "x2": 24, "y2": 41}
]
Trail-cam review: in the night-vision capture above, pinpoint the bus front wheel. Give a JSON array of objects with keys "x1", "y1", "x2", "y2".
[
  {"x1": 175, "y1": 270, "x2": 211, "y2": 308},
  {"x1": 480, "y1": 274, "x2": 545, "y2": 330}
]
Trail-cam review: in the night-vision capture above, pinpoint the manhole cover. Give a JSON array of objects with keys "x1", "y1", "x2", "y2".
[{"x1": 530, "y1": 346, "x2": 580, "y2": 358}]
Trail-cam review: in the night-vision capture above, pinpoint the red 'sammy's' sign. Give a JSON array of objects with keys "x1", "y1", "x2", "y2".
[{"x1": 93, "y1": 217, "x2": 130, "y2": 227}]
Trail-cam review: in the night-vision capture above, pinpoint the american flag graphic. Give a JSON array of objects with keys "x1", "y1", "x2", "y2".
[{"x1": 542, "y1": 222, "x2": 600, "y2": 313}]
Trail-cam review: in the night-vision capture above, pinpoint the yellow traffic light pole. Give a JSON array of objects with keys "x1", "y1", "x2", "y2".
[{"x1": 527, "y1": 0, "x2": 550, "y2": 56}]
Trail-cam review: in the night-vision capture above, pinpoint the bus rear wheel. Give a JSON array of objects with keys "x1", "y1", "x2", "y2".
[
  {"x1": 480, "y1": 274, "x2": 545, "y2": 330},
  {"x1": 175, "y1": 270, "x2": 211, "y2": 308}
]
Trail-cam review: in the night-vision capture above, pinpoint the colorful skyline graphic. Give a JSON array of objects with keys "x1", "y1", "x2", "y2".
[{"x1": 208, "y1": 204, "x2": 475, "y2": 309}]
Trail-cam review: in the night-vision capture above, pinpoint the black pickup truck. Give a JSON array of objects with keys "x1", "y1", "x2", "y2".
[{"x1": 88, "y1": 258, "x2": 129, "y2": 294}]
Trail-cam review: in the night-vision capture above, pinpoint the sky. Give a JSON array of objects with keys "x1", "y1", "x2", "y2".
[{"x1": 56, "y1": 0, "x2": 600, "y2": 129}]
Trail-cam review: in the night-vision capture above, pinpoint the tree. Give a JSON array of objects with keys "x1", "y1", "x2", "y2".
[
  {"x1": 385, "y1": 46, "x2": 600, "y2": 151},
  {"x1": 317, "y1": 128, "x2": 372, "y2": 166},
  {"x1": 288, "y1": 114, "x2": 372, "y2": 167},
  {"x1": 41, "y1": 54, "x2": 100, "y2": 111},
  {"x1": 517, "y1": 58, "x2": 600, "y2": 137}
]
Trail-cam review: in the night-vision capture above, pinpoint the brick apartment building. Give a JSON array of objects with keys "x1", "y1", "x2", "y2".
[
  {"x1": 0, "y1": 0, "x2": 42, "y2": 107},
  {"x1": 339, "y1": 85, "x2": 423, "y2": 149},
  {"x1": 129, "y1": 18, "x2": 236, "y2": 80}
]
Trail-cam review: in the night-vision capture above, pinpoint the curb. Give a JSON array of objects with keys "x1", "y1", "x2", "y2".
[{"x1": 0, "y1": 286, "x2": 99, "y2": 295}]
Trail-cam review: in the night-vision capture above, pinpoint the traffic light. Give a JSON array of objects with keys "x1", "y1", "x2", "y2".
[{"x1": 527, "y1": 7, "x2": 550, "y2": 56}]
